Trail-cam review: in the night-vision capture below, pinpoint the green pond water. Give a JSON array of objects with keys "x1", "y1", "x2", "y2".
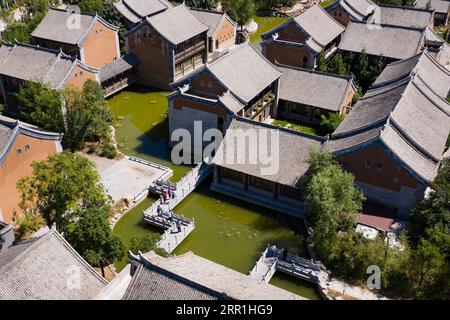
[{"x1": 108, "y1": 86, "x2": 321, "y2": 300}]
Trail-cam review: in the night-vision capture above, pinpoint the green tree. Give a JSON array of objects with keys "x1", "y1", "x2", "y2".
[
  {"x1": 67, "y1": 0, "x2": 104, "y2": 14},
  {"x1": 16, "y1": 80, "x2": 114, "y2": 152},
  {"x1": 66, "y1": 207, "x2": 124, "y2": 277},
  {"x1": 17, "y1": 152, "x2": 110, "y2": 233},
  {"x1": 410, "y1": 159, "x2": 450, "y2": 244},
  {"x1": 102, "y1": 1, "x2": 126, "y2": 54},
  {"x1": 130, "y1": 234, "x2": 168, "y2": 256},
  {"x1": 320, "y1": 112, "x2": 344, "y2": 134},
  {"x1": 226, "y1": 0, "x2": 255, "y2": 29},
  {"x1": 16, "y1": 82, "x2": 65, "y2": 133},
  {"x1": 305, "y1": 151, "x2": 364, "y2": 262},
  {"x1": 185, "y1": 0, "x2": 219, "y2": 9},
  {"x1": 315, "y1": 51, "x2": 328, "y2": 72},
  {"x1": 328, "y1": 53, "x2": 347, "y2": 76},
  {"x1": 1, "y1": 0, "x2": 51, "y2": 43}
]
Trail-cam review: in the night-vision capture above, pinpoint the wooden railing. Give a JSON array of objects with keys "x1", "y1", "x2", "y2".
[
  {"x1": 244, "y1": 92, "x2": 276, "y2": 119},
  {"x1": 174, "y1": 41, "x2": 205, "y2": 62}
]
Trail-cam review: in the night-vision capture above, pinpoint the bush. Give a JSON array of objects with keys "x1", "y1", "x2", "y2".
[
  {"x1": 320, "y1": 113, "x2": 344, "y2": 134},
  {"x1": 15, "y1": 213, "x2": 43, "y2": 240},
  {"x1": 99, "y1": 143, "x2": 117, "y2": 159}
]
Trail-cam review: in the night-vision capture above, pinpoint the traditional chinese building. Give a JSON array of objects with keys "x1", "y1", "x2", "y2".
[
  {"x1": 326, "y1": 51, "x2": 450, "y2": 219},
  {"x1": 168, "y1": 43, "x2": 282, "y2": 146},
  {"x1": 276, "y1": 64, "x2": 355, "y2": 125},
  {"x1": 0, "y1": 225, "x2": 107, "y2": 300},
  {"x1": 211, "y1": 116, "x2": 326, "y2": 217},
  {"x1": 31, "y1": 7, "x2": 121, "y2": 69},
  {"x1": 338, "y1": 20, "x2": 426, "y2": 61},
  {"x1": 125, "y1": 4, "x2": 209, "y2": 89},
  {"x1": 96, "y1": 251, "x2": 304, "y2": 300},
  {"x1": 190, "y1": 8, "x2": 237, "y2": 54},
  {"x1": 114, "y1": 0, "x2": 173, "y2": 28},
  {"x1": 0, "y1": 115, "x2": 63, "y2": 223},
  {"x1": 261, "y1": 4, "x2": 345, "y2": 68},
  {"x1": 0, "y1": 42, "x2": 100, "y2": 108},
  {"x1": 416, "y1": 0, "x2": 450, "y2": 25},
  {"x1": 325, "y1": 0, "x2": 433, "y2": 28}
]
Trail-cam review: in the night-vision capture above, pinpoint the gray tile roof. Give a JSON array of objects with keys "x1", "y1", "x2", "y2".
[
  {"x1": 374, "y1": 50, "x2": 450, "y2": 97},
  {"x1": 207, "y1": 44, "x2": 282, "y2": 103},
  {"x1": 0, "y1": 121, "x2": 17, "y2": 164},
  {"x1": 138, "y1": 251, "x2": 306, "y2": 300},
  {"x1": 428, "y1": 41, "x2": 450, "y2": 70},
  {"x1": 31, "y1": 7, "x2": 118, "y2": 46},
  {"x1": 99, "y1": 54, "x2": 139, "y2": 82},
  {"x1": 278, "y1": 65, "x2": 353, "y2": 112},
  {"x1": 373, "y1": 53, "x2": 422, "y2": 87},
  {"x1": 123, "y1": 264, "x2": 223, "y2": 300},
  {"x1": 293, "y1": 4, "x2": 345, "y2": 52},
  {"x1": 114, "y1": 0, "x2": 173, "y2": 23},
  {"x1": 328, "y1": 52, "x2": 450, "y2": 183},
  {"x1": 0, "y1": 115, "x2": 63, "y2": 164},
  {"x1": 337, "y1": 0, "x2": 377, "y2": 20},
  {"x1": 338, "y1": 21, "x2": 425, "y2": 60},
  {"x1": 146, "y1": 4, "x2": 208, "y2": 45},
  {"x1": 376, "y1": 5, "x2": 433, "y2": 29},
  {"x1": 415, "y1": 0, "x2": 450, "y2": 14},
  {"x1": 0, "y1": 226, "x2": 107, "y2": 300},
  {"x1": 0, "y1": 42, "x2": 97, "y2": 90},
  {"x1": 218, "y1": 91, "x2": 245, "y2": 113},
  {"x1": 114, "y1": 1, "x2": 141, "y2": 24},
  {"x1": 213, "y1": 117, "x2": 326, "y2": 187},
  {"x1": 190, "y1": 8, "x2": 232, "y2": 38}
]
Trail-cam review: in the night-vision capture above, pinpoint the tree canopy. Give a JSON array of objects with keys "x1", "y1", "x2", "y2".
[
  {"x1": 226, "y1": 0, "x2": 255, "y2": 28},
  {"x1": 15, "y1": 80, "x2": 114, "y2": 154},
  {"x1": 17, "y1": 151, "x2": 124, "y2": 277},
  {"x1": 185, "y1": 0, "x2": 219, "y2": 9}
]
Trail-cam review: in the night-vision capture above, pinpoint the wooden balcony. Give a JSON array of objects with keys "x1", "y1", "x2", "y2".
[
  {"x1": 174, "y1": 42, "x2": 205, "y2": 62},
  {"x1": 103, "y1": 74, "x2": 137, "y2": 98},
  {"x1": 244, "y1": 92, "x2": 276, "y2": 119}
]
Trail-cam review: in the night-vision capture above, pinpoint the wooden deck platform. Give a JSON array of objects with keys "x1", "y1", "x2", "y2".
[
  {"x1": 250, "y1": 245, "x2": 322, "y2": 284},
  {"x1": 142, "y1": 162, "x2": 212, "y2": 253}
]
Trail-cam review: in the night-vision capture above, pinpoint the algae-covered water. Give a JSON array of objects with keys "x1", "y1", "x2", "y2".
[{"x1": 108, "y1": 86, "x2": 321, "y2": 300}]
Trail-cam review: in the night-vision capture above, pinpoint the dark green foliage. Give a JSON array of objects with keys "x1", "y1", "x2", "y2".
[
  {"x1": 410, "y1": 159, "x2": 450, "y2": 245},
  {"x1": 99, "y1": 143, "x2": 117, "y2": 159},
  {"x1": 66, "y1": 0, "x2": 104, "y2": 14},
  {"x1": 328, "y1": 53, "x2": 348, "y2": 76},
  {"x1": 130, "y1": 234, "x2": 168, "y2": 257},
  {"x1": 319, "y1": 112, "x2": 344, "y2": 134},
  {"x1": 15, "y1": 80, "x2": 114, "y2": 152},
  {"x1": 315, "y1": 51, "x2": 327, "y2": 72},
  {"x1": 326, "y1": 50, "x2": 387, "y2": 94},
  {"x1": 1, "y1": 0, "x2": 51, "y2": 43},
  {"x1": 101, "y1": 1, "x2": 126, "y2": 55},
  {"x1": 18, "y1": 151, "x2": 124, "y2": 277},
  {"x1": 254, "y1": 0, "x2": 296, "y2": 10},
  {"x1": 185, "y1": 0, "x2": 219, "y2": 9},
  {"x1": 226, "y1": 0, "x2": 255, "y2": 28},
  {"x1": 304, "y1": 151, "x2": 450, "y2": 298},
  {"x1": 66, "y1": 206, "x2": 124, "y2": 277},
  {"x1": 16, "y1": 82, "x2": 65, "y2": 133},
  {"x1": 17, "y1": 152, "x2": 110, "y2": 232}
]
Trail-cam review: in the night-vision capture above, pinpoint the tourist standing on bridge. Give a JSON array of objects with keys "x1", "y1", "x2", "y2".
[
  {"x1": 167, "y1": 209, "x2": 173, "y2": 222},
  {"x1": 176, "y1": 221, "x2": 181, "y2": 233},
  {"x1": 157, "y1": 205, "x2": 162, "y2": 215},
  {"x1": 283, "y1": 248, "x2": 288, "y2": 261},
  {"x1": 163, "y1": 191, "x2": 169, "y2": 204}
]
